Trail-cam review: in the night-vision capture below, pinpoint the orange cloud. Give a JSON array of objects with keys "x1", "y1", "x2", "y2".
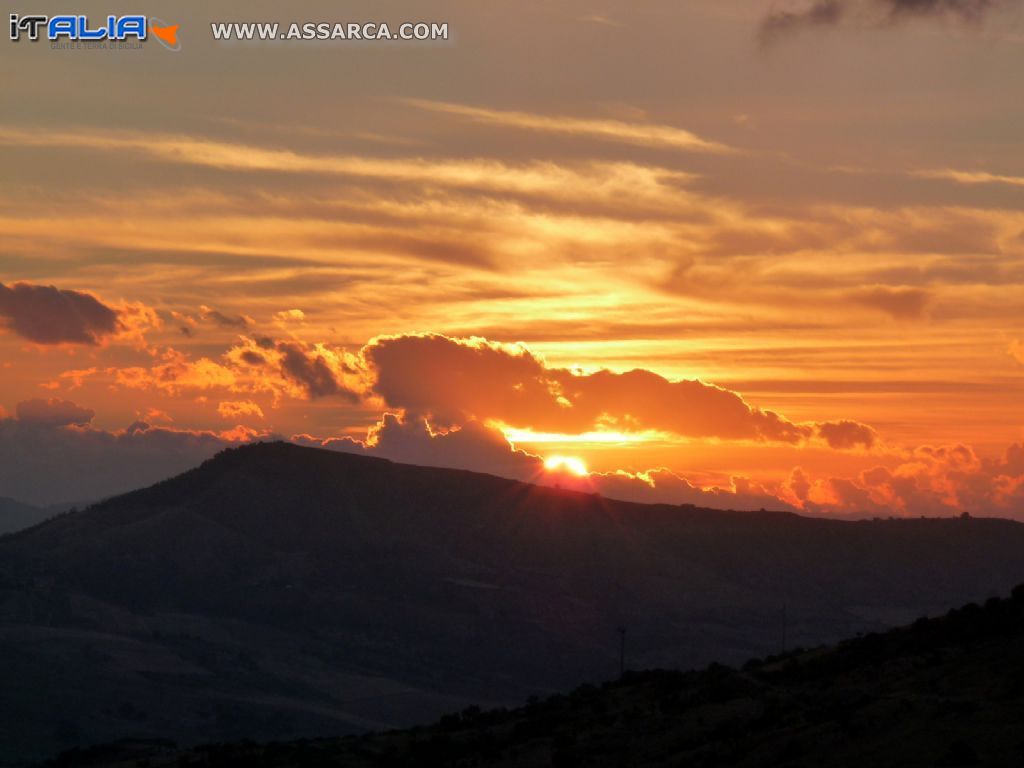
[
  {"x1": 817, "y1": 420, "x2": 878, "y2": 450},
  {"x1": 109, "y1": 335, "x2": 361, "y2": 406},
  {"x1": 915, "y1": 168, "x2": 1024, "y2": 188},
  {"x1": 218, "y1": 424, "x2": 266, "y2": 442},
  {"x1": 274, "y1": 309, "x2": 306, "y2": 324},
  {"x1": 362, "y1": 333, "x2": 874, "y2": 447},
  {"x1": 115, "y1": 349, "x2": 238, "y2": 395},
  {"x1": 141, "y1": 408, "x2": 174, "y2": 424},
  {"x1": 217, "y1": 400, "x2": 265, "y2": 420},
  {"x1": 227, "y1": 337, "x2": 361, "y2": 401},
  {"x1": 1010, "y1": 340, "x2": 1024, "y2": 364},
  {"x1": 788, "y1": 442, "x2": 1024, "y2": 518},
  {"x1": 44, "y1": 367, "x2": 99, "y2": 392},
  {"x1": 114, "y1": 301, "x2": 162, "y2": 347},
  {"x1": 0, "y1": 128, "x2": 694, "y2": 209}
]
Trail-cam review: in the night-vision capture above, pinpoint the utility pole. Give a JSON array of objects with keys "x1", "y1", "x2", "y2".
[
  {"x1": 781, "y1": 604, "x2": 787, "y2": 654},
  {"x1": 618, "y1": 625, "x2": 627, "y2": 677}
]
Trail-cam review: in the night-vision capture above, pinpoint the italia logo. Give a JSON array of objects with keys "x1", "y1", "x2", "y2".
[
  {"x1": 9, "y1": 13, "x2": 180, "y2": 50},
  {"x1": 149, "y1": 18, "x2": 179, "y2": 50}
]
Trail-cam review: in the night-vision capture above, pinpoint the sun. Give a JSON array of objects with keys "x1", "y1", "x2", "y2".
[{"x1": 544, "y1": 455, "x2": 589, "y2": 477}]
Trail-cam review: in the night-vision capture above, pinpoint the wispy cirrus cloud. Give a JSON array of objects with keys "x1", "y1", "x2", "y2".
[
  {"x1": 402, "y1": 99, "x2": 735, "y2": 154},
  {"x1": 914, "y1": 167, "x2": 1024, "y2": 187},
  {"x1": 0, "y1": 126, "x2": 696, "y2": 207}
]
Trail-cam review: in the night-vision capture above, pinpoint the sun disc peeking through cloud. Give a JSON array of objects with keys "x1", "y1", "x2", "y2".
[{"x1": 544, "y1": 455, "x2": 589, "y2": 477}]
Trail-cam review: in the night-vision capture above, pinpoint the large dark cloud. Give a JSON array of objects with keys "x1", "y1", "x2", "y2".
[
  {"x1": 277, "y1": 341, "x2": 359, "y2": 401},
  {"x1": 0, "y1": 282, "x2": 120, "y2": 345},
  {"x1": 760, "y1": 0, "x2": 845, "y2": 45},
  {"x1": 362, "y1": 334, "x2": 871, "y2": 447},
  {"x1": 200, "y1": 305, "x2": 251, "y2": 328},
  {"x1": 759, "y1": 0, "x2": 1003, "y2": 44},
  {"x1": 817, "y1": 419, "x2": 878, "y2": 450},
  {"x1": 296, "y1": 413, "x2": 542, "y2": 480}
]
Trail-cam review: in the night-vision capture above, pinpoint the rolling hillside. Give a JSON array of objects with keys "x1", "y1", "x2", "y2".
[
  {"x1": 1, "y1": 442, "x2": 1022, "y2": 763},
  {"x1": 45, "y1": 585, "x2": 1024, "y2": 767}
]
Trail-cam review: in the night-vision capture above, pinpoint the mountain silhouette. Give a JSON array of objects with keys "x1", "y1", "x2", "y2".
[{"x1": 1, "y1": 441, "x2": 1023, "y2": 763}]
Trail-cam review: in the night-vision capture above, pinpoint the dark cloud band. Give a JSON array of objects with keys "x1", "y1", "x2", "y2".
[
  {"x1": 0, "y1": 282, "x2": 120, "y2": 345},
  {"x1": 760, "y1": 0, "x2": 1003, "y2": 44}
]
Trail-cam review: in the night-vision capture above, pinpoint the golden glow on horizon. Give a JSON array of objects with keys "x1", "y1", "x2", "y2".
[
  {"x1": 498, "y1": 424, "x2": 669, "y2": 445},
  {"x1": 544, "y1": 455, "x2": 590, "y2": 477},
  {"x1": 3, "y1": 10, "x2": 1024, "y2": 518}
]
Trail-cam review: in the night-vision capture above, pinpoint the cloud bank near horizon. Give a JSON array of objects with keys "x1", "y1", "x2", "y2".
[
  {"x1": 1, "y1": 272, "x2": 1019, "y2": 520},
  {"x1": 2, "y1": 389, "x2": 1022, "y2": 519},
  {"x1": 293, "y1": 413, "x2": 797, "y2": 513},
  {"x1": 0, "y1": 397, "x2": 264, "y2": 506}
]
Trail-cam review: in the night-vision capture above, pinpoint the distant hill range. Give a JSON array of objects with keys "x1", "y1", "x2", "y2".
[
  {"x1": 1, "y1": 442, "x2": 1023, "y2": 764},
  {"x1": 0, "y1": 497, "x2": 58, "y2": 537},
  {"x1": 43, "y1": 584, "x2": 1024, "y2": 767}
]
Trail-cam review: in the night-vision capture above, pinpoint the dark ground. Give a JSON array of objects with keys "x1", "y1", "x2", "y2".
[
  {"x1": 2, "y1": 442, "x2": 1023, "y2": 763},
  {"x1": 41, "y1": 585, "x2": 1024, "y2": 767}
]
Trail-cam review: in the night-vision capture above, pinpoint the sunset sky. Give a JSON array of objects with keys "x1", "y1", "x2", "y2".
[{"x1": 2, "y1": 0, "x2": 1024, "y2": 515}]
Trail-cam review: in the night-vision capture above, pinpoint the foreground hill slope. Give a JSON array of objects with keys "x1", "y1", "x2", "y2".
[
  {"x1": 49, "y1": 585, "x2": 1024, "y2": 768},
  {"x1": 1, "y1": 442, "x2": 1023, "y2": 762}
]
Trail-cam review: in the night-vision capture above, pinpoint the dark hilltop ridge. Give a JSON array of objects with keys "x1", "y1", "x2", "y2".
[
  {"x1": 41, "y1": 584, "x2": 1024, "y2": 768},
  {"x1": 1, "y1": 442, "x2": 1022, "y2": 763}
]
